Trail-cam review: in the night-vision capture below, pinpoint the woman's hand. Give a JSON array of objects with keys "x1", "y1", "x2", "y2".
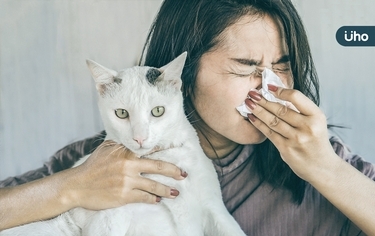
[
  {"x1": 245, "y1": 84, "x2": 375, "y2": 235},
  {"x1": 244, "y1": 84, "x2": 336, "y2": 181},
  {"x1": 0, "y1": 140, "x2": 186, "y2": 230},
  {"x1": 66, "y1": 140, "x2": 186, "y2": 210}
]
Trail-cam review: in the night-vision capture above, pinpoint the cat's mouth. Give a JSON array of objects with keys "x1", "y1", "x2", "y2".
[
  {"x1": 130, "y1": 146, "x2": 154, "y2": 157},
  {"x1": 138, "y1": 143, "x2": 183, "y2": 158}
]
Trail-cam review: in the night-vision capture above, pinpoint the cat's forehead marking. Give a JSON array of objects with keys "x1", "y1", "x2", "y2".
[
  {"x1": 113, "y1": 77, "x2": 122, "y2": 83},
  {"x1": 146, "y1": 68, "x2": 162, "y2": 85}
]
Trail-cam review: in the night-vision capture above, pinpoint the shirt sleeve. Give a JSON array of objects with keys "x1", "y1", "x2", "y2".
[
  {"x1": 0, "y1": 131, "x2": 106, "y2": 188},
  {"x1": 329, "y1": 136, "x2": 374, "y2": 236},
  {"x1": 330, "y1": 136, "x2": 375, "y2": 180}
]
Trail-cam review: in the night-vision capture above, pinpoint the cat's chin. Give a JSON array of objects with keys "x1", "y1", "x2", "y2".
[
  {"x1": 117, "y1": 141, "x2": 155, "y2": 156},
  {"x1": 130, "y1": 147, "x2": 155, "y2": 157}
]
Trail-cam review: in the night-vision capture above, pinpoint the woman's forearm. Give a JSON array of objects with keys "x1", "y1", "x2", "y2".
[
  {"x1": 309, "y1": 154, "x2": 375, "y2": 236},
  {"x1": 0, "y1": 169, "x2": 76, "y2": 231},
  {"x1": 0, "y1": 141, "x2": 185, "y2": 231}
]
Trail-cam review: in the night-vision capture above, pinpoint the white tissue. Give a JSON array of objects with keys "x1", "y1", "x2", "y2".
[{"x1": 236, "y1": 68, "x2": 299, "y2": 117}]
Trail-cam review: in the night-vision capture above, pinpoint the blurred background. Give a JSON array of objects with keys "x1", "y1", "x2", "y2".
[{"x1": 1, "y1": 0, "x2": 374, "y2": 180}]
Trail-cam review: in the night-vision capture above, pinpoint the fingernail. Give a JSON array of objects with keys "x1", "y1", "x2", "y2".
[
  {"x1": 170, "y1": 188, "x2": 180, "y2": 197},
  {"x1": 248, "y1": 114, "x2": 256, "y2": 122},
  {"x1": 156, "y1": 196, "x2": 161, "y2": 202},
  {"x1": 267, "y1": 84, "x2": 278, "y2": 92},
  {"x1": 181, "y1": 170, "x2": 188, "y2": 178},
  {"x1": 245, "y1": 99, "x2": 256, "y2": 110},
  {"x1": 248, "y1": 90, "x2": 262, "y2": 101}
]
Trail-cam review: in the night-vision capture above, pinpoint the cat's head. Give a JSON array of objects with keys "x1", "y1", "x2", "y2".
[{"x1": 86, "y1": 52, "x2": 187, "y2": 156}]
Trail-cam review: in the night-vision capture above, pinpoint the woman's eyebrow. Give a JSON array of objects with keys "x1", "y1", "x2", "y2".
[
  {"x1": 230, "y1": 55, "x2": 289, "y2": 67},
  {"x1": 272, "y1": 55, "x2": 290, "y2": 64},
  {"x1": 230, "y1": 58, "x2": 260, "y2": 66}
]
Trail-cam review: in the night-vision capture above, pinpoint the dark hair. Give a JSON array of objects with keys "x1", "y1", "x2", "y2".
[{"x1": 140, "y1": 0, "x2": 319, "y2": 204}]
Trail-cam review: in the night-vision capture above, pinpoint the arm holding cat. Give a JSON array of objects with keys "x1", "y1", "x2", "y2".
[{"x1": 0, "y1": 141, "x2": 185, "y2": 231}]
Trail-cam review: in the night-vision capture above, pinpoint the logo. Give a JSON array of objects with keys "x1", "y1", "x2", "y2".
[{"x1": 336, "y1": 26, "x2": 375, "y2": 46}]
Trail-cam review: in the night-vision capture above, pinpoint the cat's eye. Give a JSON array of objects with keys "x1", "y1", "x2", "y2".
[
  {"x1": 115, "y1": 109, "x2": 129, "y2": 119},
  {"x1": 151, "y1": 106, "x2": 165, "y2": 117}
]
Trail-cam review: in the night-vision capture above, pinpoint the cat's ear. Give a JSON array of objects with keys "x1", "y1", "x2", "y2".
[
  {"x1": 86, "y1": 59, "x2": 120, "y2": 95},
  {"x1": 158, "y1": 52, "x2": 187, "y2": 90}
]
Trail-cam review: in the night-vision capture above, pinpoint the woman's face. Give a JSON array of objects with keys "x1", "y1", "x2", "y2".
[{"x1": 192, "y1": 14, "x2": 293, "y2": 157}]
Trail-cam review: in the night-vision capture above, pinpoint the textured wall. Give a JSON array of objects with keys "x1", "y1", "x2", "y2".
[{"x1": 1, "y1": 0, "x2": 374, "y2": 180}]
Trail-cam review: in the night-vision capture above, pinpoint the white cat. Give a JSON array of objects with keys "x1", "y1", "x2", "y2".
[{"x1": 0, "y1": 52, "x2": 246, "y2": 236}]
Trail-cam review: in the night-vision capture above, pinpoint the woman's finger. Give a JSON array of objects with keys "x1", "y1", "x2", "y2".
[
  {"x1": 247, "y1": 90, "x2": 303, "y2": 128},
  {"x1": 134, "y1": 176, "x2": 179, "y2": 199},
  {"x1": 247, "y1": 113, "x2": 285, "y2": 146},
  {"x1": 267, "y1": 85, "x2": 320, "y2": 116},
  {"x1": 245, "y1": 98, "x2": 295, "y2": 140},
  {"x1": 245, "y1": 99, "x2": 289, "y2": 144},
  {"x1": 129, "y1": 189, "x2": 162, "y2": 204},
  {"x1": 138, "y1": 158, "x2": 187, "y2": 180}
]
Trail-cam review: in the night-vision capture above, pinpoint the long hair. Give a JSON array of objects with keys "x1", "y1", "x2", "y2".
[{"x1": 140, "y1": 0, "x2": 319, "y2": 204}]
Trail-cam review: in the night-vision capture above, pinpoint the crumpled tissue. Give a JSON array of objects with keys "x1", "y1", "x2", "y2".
[{"x1": 236, "y1": 68, "x2": 299, "y2": 117}]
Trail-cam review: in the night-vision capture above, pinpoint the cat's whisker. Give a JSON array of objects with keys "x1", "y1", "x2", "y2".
[
  {"x1": 185, "y1": 109, "x2": 203, "y2": 125},
  {"x1": 106, "y1": 144, "x2": 127, "y2": 157},
  {"x1": 188, "y1": 118, "x2": 202, "y2": 124},
  {"x1": 119, "y1": 145, "x2": 130, "y2": 156},
  {"x1": 89, "y1": 133, "x2": 107, "y2": 153},
  {"x1": 89, "y1": 140, "x2": 119, "y2": 157},
  {"x1": 185, "y1": 109, "x2": 196, "y2": 119}
]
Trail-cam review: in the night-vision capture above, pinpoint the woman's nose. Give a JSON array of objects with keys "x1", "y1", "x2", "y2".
[{"x1": 251, "y1": 70, "x2": 263, "y2": 90}]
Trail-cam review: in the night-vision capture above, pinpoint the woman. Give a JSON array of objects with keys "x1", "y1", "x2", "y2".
[{"x1": 1, "y1": 0, "x2": 375, "y2": 235}]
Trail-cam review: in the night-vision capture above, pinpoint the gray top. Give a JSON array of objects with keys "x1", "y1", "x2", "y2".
[
  {"x1": 212, "y1": 136, "x2": 375, "y2": 236},
  {"x1": 1, "y1": 132, "x2": 374, "y2": 235}
]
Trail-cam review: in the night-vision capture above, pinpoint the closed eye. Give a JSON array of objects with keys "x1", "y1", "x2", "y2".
[
  {"x1": 272, "y1": 62, "x2": 290, "y2": 72},
  {"x1": 231, "y1": 69, "x2": 262, "y2": 77}
]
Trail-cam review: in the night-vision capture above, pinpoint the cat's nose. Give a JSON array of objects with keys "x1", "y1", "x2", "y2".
[{"x1": 133, "y1": 137, "x2": 146, "y2": 147}]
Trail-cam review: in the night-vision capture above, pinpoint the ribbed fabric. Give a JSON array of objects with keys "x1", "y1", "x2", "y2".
[{"x1": 212, "y1": 137, "x2": 372, "y2": 236}]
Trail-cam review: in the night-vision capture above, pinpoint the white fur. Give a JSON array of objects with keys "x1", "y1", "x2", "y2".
[{"x1": 0, "y1": 52, "x2": 246, "y2": 236}]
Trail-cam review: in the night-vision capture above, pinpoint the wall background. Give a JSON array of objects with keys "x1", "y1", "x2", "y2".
[{"x1": 1, "y1": 0, "x2": 374, "y2": 180}]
